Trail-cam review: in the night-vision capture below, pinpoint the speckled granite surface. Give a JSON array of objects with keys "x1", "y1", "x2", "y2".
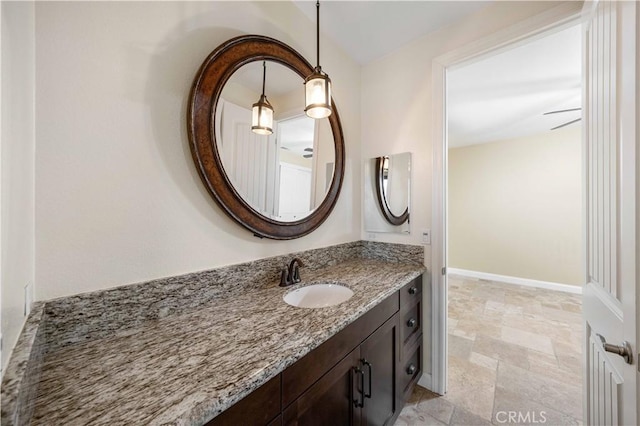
[
  {"x1": 1, "y1": 241, "x2": 424, "y2": 426},
  {"x1": 43, "y1": 241, "x2": 366, "y2": 352},
  {"x1": 361, "y1": 240, "x2": 424, "y2": 264},
  {"x1": 0, "y1": 302, "x2": 47, "y2": 426}
]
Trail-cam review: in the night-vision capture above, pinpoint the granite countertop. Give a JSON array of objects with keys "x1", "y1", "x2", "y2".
[{"x1": 30, "y1": 257, "x2": 424, "y2": 425}]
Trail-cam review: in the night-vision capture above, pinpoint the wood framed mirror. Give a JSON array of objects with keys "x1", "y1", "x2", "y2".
[{"x1": 187, "y1": 35, "x2": 345, "y2": 240}]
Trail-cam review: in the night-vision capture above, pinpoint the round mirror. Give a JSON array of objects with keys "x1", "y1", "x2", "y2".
[{"x1": 187, "y1": 35, "x2": 344, "y2": 239}]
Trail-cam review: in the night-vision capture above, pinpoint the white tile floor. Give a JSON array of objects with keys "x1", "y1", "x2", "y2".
[{"x1": 396, "y1": 275, "x2": 583, "y2": 425}]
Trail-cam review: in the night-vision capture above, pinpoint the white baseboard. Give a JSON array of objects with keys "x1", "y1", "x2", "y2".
[
  {"x1": 417, "y1": 373, "x2": 435, "y2": 392},
  {"x1": 448, "y1": 268, "x2": 583, "y2": 294}
]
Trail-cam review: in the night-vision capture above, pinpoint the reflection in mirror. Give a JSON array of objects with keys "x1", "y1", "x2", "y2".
[
  {"x1": 376, "y1": 155, "x2": 410, "y2": 224},
  {"x1": 216, "y1": 60, "x2": 335, "y2": 222},
  {"x1": 364, "y1": 152, "x2": 411, "y2": 234}
]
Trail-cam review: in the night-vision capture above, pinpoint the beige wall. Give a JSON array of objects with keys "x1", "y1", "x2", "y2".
[
  {"x1": 1, "y1": 1, "x2": 36, "y2": 371},
  {"x1": 34, "y1": 1, "x2": 362, "y2": 301},
  {"x1": 448, "y1": 127, "x2": 583, "y2": 285}
]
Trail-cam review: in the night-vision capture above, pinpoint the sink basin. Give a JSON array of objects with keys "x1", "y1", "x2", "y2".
[{"x1": 283, "y1": 284, "x2": 354, "y2": 308}]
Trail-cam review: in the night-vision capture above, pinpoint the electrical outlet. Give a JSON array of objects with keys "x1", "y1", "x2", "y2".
[
  {"x1": 367, "y1": 232, "x2": 378, "y2": 241},
  {"x1": 422, "y1": 229, "x2": 431, "y2": 245}
]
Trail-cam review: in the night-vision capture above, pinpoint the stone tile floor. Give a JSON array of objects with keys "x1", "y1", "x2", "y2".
[{"x1": 396, "y1": 275, "x2": 583, "y2": 425}]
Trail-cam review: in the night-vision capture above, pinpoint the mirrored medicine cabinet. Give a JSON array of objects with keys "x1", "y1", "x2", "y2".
[{"x1": 364, "y1": 152, "x2": 411, "y2": 234}]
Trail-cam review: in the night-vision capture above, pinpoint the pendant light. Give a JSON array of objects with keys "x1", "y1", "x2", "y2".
[
  {"x1": 304, "y1": 0, "x2": 332, "y2": 119},
  {"x1": 252, "y1": 61, "x2": 274, "y2": 135}
]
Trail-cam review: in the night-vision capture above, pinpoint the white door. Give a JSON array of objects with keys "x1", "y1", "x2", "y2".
[
  {"x1": 582, "y1": 1, "x2": 637, "y2": 424},
  {"x1": 277, "y1": 163, "x2": 312, "y2": 221},
  {"x1": 217, "y1": 99, "x2": 278, "y2": 216}
]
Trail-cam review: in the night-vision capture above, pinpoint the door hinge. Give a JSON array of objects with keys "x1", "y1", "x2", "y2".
[{"x1": 441, "y1": 267, "x2": 446, "y2": 275}]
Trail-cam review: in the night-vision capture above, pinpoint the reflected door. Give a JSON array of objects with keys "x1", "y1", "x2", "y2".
[
  {"x1": 217, "y1": 99, "x2": 278, "y2": 216},
  {"x1": 278, "y1": 164, "x2": 312, "y2": 221}
]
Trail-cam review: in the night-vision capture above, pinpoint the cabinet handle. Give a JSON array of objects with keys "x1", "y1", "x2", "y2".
[
  {"x1": 406, "y1": 318, "x2": 416, "y2": 328},
  {"x1": 406, "y1": 364, "x2": 417, "y2": 375},
  {"x1": 352, "y1": 366, "x2": 364, "y2": 408},
  {"x1": 408, "y1": 286, "x2": 418, "y2": 295},
  {"x1": 362, "y1": 359, "x2": 372, "y2": 399}
]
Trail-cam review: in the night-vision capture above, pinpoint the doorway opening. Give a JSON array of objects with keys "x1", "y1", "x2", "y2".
[
  {"x1": 447, "y1": 23, "x2": 583, "y2": 424},
  {"x1": 412, "y1": 2, "x2": 638, "y2": 425},
  {"x1": 464, "y1": 23, "x2": 584, "y2": 425},
  {"x1": 399, "y1": 17, "x2": 587, "y2": 425}
]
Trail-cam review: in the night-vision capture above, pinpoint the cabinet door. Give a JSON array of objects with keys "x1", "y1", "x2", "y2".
[
  {"x1": 283, "y1": 347, "x2": 362, "y2": 426},
  {"x1": 360, "y1": 313, "x2": 400, "y2": 426}
]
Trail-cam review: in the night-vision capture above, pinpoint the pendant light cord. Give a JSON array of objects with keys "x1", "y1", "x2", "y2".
[
  {"x1": 316, "y1": 1, "x2": 320, "y2": 68},
  {"x1": 261, "y1": 60, "x2": 266, "y2": 96}
]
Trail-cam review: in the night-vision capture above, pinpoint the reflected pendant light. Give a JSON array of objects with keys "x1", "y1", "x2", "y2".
[
  {"x1": 304, "y1": 0, "x2": 332, "y2": 119},
  {"x1": 252, "y1": 61, "x2": 274, "y2": 135}
]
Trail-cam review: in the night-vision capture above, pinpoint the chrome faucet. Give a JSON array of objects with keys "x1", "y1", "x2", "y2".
[{"x1": 280, "y1": 258, "x2": 304, "y2": 287}]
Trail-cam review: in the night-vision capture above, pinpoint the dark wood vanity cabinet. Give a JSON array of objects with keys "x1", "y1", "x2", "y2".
[
  {"x1": 399, "y1": 276, "x2": 423, "y2": 401},
  {"x1": 283, "y1": 312, "x2": 400, "y2": 426},
  {"x1": 208, "y1": 275, "x2": 423, "y2": 426}
]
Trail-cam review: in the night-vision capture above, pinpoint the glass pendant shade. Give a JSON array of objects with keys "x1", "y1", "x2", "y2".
[
  {"x1": 251, "y1": 95, "x2": 273, "y2": 135},
  {"x1": 252, "y1": 61, "x2": 274, "y2": 135},
  {"x1": 305, "y1": 1, "x2": 332, "y2": 120},
  {"x1": 305, "y1": 68, "x2": 332, "y2": 119}
]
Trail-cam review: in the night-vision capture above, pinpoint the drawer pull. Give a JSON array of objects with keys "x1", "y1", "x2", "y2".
[
  {"x1": 406, "y1": 318, "x2": 416, "y2": 328},
  {"x1": 406, "y1": 364, "x2": 417, "y2": 375},
  {"x1": 408, "y1": 287, "x2": 418, "y2": 295}
]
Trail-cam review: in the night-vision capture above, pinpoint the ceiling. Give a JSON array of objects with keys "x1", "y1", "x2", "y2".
[
  {"x1": 448, "y1": 24, "x2": 582, "y2": 147},
  {"x1": 279, "y1": 115, "x2": 315, "y2": 156},
  {"x1": 292, "y1": 1, "x2": 491, "y2": 65}
]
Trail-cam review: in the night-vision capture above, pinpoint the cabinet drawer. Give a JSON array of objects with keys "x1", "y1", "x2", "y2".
[
  {"x1": 400, "y1": 276, "x2": 422, "y2": 312},
  {"x1": 400, "y1": 337, "x2": 422, "y2": 401},
  {"x1": 400, "y1": 301, "x2": 421, "y2": 348}
]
